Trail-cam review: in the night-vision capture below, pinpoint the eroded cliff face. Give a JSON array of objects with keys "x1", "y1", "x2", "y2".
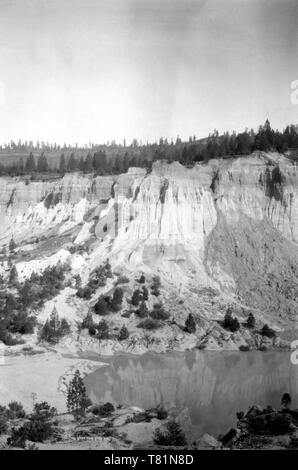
[{"x1": 1, "y1": 151, "x2": 298, "y2": 327}]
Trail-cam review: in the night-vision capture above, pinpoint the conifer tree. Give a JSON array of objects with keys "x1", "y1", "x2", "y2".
[{"x1": 66, "y1": 369, "x2": 90, "y2": 417}]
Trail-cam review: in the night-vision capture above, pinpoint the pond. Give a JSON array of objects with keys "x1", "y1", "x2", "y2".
[{"x1": 84, "y1": 350, "x2": 298, "y2": 437}]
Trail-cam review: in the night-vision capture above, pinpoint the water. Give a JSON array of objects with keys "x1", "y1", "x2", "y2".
[{"x1": 84, "y1": 350, "x2": 298, "y2": 437}]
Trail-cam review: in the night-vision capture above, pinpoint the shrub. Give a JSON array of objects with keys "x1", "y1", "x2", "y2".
[
  {"x1": 131, "y1": 289, "x2": 142, "y2": 306},
  {"x1": 94, "y1": 297, "x2": 108, "y2": 316},
  {"x1": 32, "y1": 402, "x2": 57, "y2": 420},
  {"x1": 246, "y1": 312, "x2": 256, "y2": 329},
  {"x1": 153, "y1": 420, "x2": 187, "y2": 446},
  {"x1": 97, "y1": 320, "x2": 109, "y2": 339},
  {"x1": 116, "y1": 275, "x2": 129, "y2": 285},
  {"x1": 281, "y1": 393, "x2": 292, "y2": 410},
  {"x1": 142, "y1": 286, "x2": 149, "y2": 301},
  {"x1": 90, "y1": 402, "x2": 115, "y2": 416},
  {"x1": 137, "y1": 318, "x2": 161, "y2": 330},
  {"x1": 7, "y1": 401, "x2": 26, "y2": 419},
  {"x1": 9, "y1": 311, "x2": 36, "y2": 335},
  {"x1": 87, "y1": 261, "x2": 113, "y2": 293},
  {"x1": 74, "y1": 274, "x2": 82, "y2": 289},
  {"x1": 119, "y1": 325, "x2": 129, "y2": 341},
  {"x1": 99, "y1": 402, "x2": 115, "y2": 416},
  {"x1": 156, "y1": 406, "x2": 168, "y2": 420},
  {"x1": 0, "y1": 416, "x2": 8, "y2": 435},
  {"x1": 261, "y1": 324, "x2": 276, "y2": 338},
  {"x1": 76, "y1": 286, "x2": 92, "y2": 299},
  {"x1": 111, "y1": 287, "x2": 123, "y2": 311},
  {"x1": 81, "y1": 311, "x2": 94, "y2": 330},
  {"x1": 8, "y1": 417, "x2": 58, "y2": 444},
  {"x1": 223, "y1": 310, "x2": 240, "y2": 332},
  {"x1": 88, "y1": 326, "x2": 97, "y2": 336},
  {"x1": 7, "y1": 427, "x2": 27, "y2": 448},
  {"x1": 149, "y1": 303, "x2": 170, "y2": 321},
  {"x1": 121, "y1": 311, "x2": 131, "y2": 318},
  {"x1": 151, "y1": 275, "x2": 161, "y2": 296},
  {"x1": 0, "y1": 331, "x2": 24, "y2": 346},
  {"x1": 185, "y1": 313, "x2": 196, "y2": 334},
  {"x1": 135, "y1": 301, "x2": 149, "y2": 318}
]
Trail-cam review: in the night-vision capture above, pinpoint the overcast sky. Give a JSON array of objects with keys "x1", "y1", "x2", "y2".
[{"x1": 0, "y1": 0, "x2": 297, "y2": 145}]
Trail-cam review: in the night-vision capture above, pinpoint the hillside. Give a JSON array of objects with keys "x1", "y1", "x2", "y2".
[{"x1": 0, "y1": 151, "x2": 297, "y2": 359}]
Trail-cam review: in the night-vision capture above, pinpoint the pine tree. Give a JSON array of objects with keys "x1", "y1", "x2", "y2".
[
  {"x1": 9, "y1": 265, "x2": 18, "y2": 285},
  {"x1": 94, "y1": 297, "x2": 108, "y2": 315},
  {"x1": 246, "y1": 313, "x2": 256, "y2": 329},
  {"x1": 66, "y1": 369, "x2": 90, "y2": 417},
  {"x1": 37, "y1": 153, "x2": 49, "y2": 172},
  {"x1": 151, "y1": 275, "x2": 161, "y2": 296},
  {"x1": 97, "y1": 320, "x2": 109, "y2": 339},
  {"x1": 111, "y1": 287, "x2": 123, "y2": 311},
  {"x1": 281, "y1": 393, "x2": 291, "y2": 410},
  {"x1": 59, "y1": 153, "x2": 66, "y2": 175},
  {"x1": 9, "y1": 238, "x2": 16, "y2": 251},
  {"x1": 25, "y1": 152, "x2": 36, "y2": 173},
  {"x1": 39, "y1": 306, "x2": 70, "y2": 343},
  {"x1": 153, "y1": 420, "x2": 187, "y2": 446},
  {"x1": 142, "y1": 286, "x2": 149, "y2": 301},
  {"x1": 135, "y1": 300, "x2": 149, "y2": 318},
  {"x1": 81, "y1": 311, "x2": 94, "y2": 330},
  {"x1": 84, "y1": 152, "x2": 94, "y2": 173},
  {"x1": 185, "y1": 313, "x2": 196, "y2": 334},
  {"x1": 67, "y1": 153, "x2": 77, "y2": 171},
  {"x1": 131, "y1": 289, "x2": 142, "y2": 306},
  {"x1": 138, "y1": 274, "x2": 146, "y2": 284},
  {"x1": 119, "y1": 325, "x2": 129, "y2": 341}
]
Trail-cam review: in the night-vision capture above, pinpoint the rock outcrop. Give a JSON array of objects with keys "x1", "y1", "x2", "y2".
[{"x1": 1, "y1": 151, "x2": 298, "y2": 330}]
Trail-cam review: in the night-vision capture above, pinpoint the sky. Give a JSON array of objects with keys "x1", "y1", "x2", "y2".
[{"x1": 0, "y1": 0, "x2": 297, "y2": 145}]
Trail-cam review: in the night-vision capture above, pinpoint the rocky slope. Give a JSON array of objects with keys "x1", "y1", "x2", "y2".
[{"x1": 1, "y1": 151, "x2": 298, "y2": 351}]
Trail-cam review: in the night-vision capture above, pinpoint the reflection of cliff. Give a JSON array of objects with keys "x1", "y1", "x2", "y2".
[{"x1": 85, "y1": 351, "x2": 298, "y2": 435}]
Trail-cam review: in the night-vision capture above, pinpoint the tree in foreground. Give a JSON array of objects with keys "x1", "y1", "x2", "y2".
[
  {"x1": 281, "y1": 393, "x2": 292, "y2": 410},
  {"x1": 185, "y1": 313, "x2": 196, "y2": 334},
  {"x1": 66, "y1": 369, "x2": 91, "y2": 418},
  {"x1": 153, "y1": 420, "x2": 187, "y2": 446}
]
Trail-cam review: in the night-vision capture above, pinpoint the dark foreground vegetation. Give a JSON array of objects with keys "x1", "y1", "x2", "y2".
[
  {"x1": 1, "y1": 120, "x2": 297, "y2": 177},
  {"x1": 0, "y1": 369, "x2": 174, "y2": 450},
  {"x1": 221, "y1": 393, "x2": 298, "y2": 449},
  {"x1": 0, "y1": 379, "x2": 296, "y2": 450}
]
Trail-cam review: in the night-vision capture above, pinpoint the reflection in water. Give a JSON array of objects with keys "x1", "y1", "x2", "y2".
[{"x1": 84, "y1": 350, "x2": 298, "y2": 436}]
